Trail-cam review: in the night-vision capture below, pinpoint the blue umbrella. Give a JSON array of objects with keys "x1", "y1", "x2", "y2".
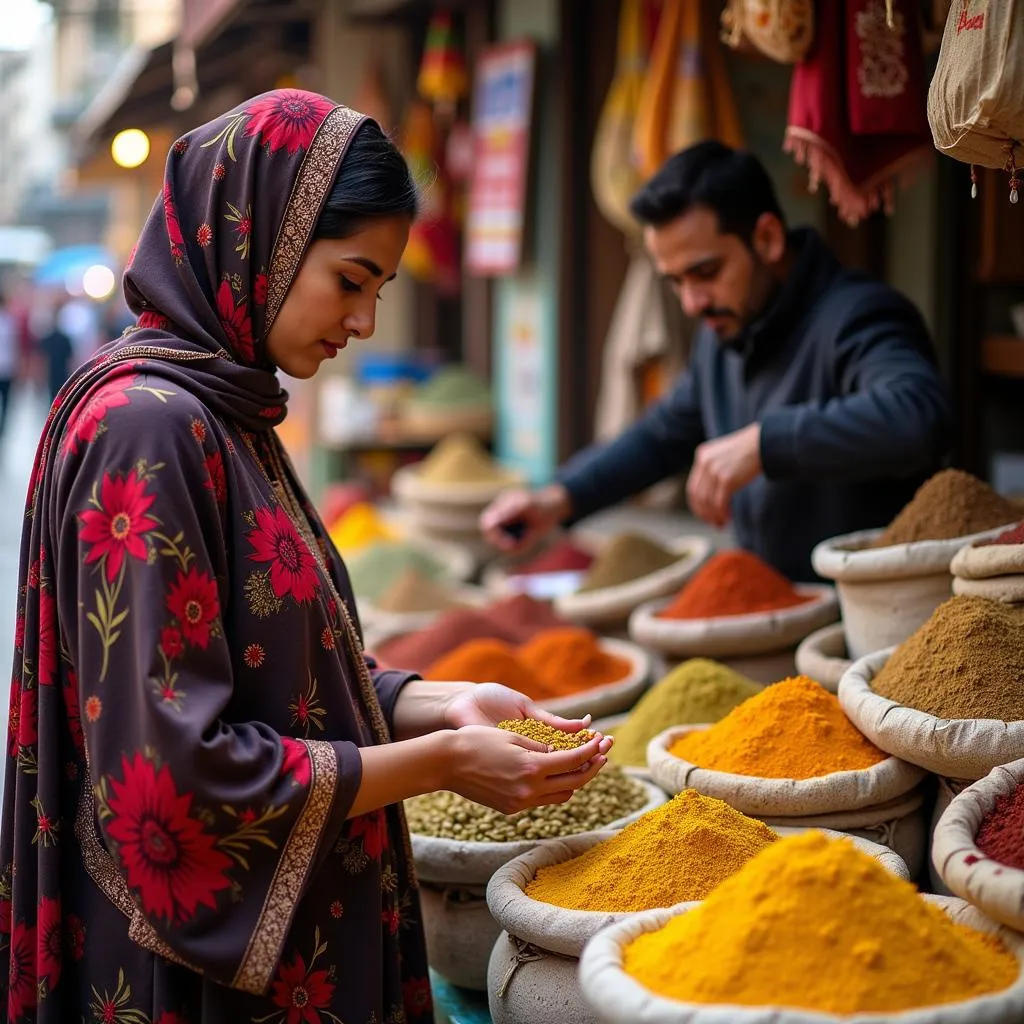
[{"x1": 33, "y1": 245, "x2": 117, "y2": 287}]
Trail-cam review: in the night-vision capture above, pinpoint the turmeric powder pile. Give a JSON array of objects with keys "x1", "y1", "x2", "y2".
[
  {"x1": 623, "y1": 831, "x2": 1019, "y2": 1014},
  {"x1": 526, "y1": 791, "x2": 776, "y2": 912},
  {"x1": 670, "y1": 676, "x2": 885, "y2": 779}
]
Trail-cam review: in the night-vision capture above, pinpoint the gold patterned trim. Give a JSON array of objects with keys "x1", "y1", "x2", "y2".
[
  {"x1": 264, "y1": 105, "x2": 367, "y2": 333},
  {"x1": 74, "y1": 769, "x2": 199, "y2": 972},
  {"x1": 232, "y1": 738, "x2": 339, "y2": 995}
]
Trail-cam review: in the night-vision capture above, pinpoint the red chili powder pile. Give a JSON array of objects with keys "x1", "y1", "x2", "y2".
[
  {"x1": 658, "y1": 550, "x2": 812, "y2": 620},
  {"x1": 514, "y1": 539, "x2": 594, "y2": 575},
  {"x1": 976, "y1": 784, "x2": 1024, "y2": 870},
  {"x1": 981, "y1": 521, "x2": 1024, "y2": 546}
]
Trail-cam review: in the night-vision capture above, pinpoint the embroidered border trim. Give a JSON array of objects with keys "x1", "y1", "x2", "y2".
[
  {"x1": 264, "y1": 105, "x2": 367, "y2": 332},
  {"x1": 232, "y1": 738, "x2": 339, "y2": 994}
]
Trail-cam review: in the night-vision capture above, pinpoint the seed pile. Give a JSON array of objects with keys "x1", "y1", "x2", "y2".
[
  {"x1": 498, "y1": 719, "x2": 596, "y2": 751},
  {"x1": 578, "y1": 533, "x2": 681, "y2": 593},
  {"x1": 404, "y1": 765, "x2": 646, "y2": 842}
]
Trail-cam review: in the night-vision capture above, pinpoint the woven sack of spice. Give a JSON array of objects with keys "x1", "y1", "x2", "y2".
[
  {"x1": 927, "y1": 0, "x2": 1024, "y2": 171},
  {"x1": 839, "y1": 646, "x2": 1024, "y2": 780},
  {"x1": 951, "y1": 532, "x2": 1024, "y2": 580},
  {"x1": 952, "y1": 574, "x2": 1024, "y2": 603},
  {"x1": 408, "y1": 777, "x2": 665, "y2": 990},
  {"x1": 794, "y1": 622, "x2": 853, "y2": 692},
  {"x1": 758, "y1": 788, "x2": 930, "y2": 880},
  {"x1": 485, "y1": 824, "x2": 905, "y2": 1024},
  {"x1": 812, "y1": 525, "x2": 1014, "y2": 661},
  {"x1": 649, "y1": 723, "x2": 924, "y2": 817},
  {"x1": 928, "y1": 774, "x2": 975, "y2": 896},
  {"x1": 578, "y1": 894, "x2": 1024, "y2": 1024},
  {"x1": 537, "y1": 638, "x2": 653, "y2": 721},
  {"x1": 481, "y1": 531, "x2": 603, "y2": 601},
  {"x1": 932, "y1": 759, "x2": 1024, "y2": 932}
]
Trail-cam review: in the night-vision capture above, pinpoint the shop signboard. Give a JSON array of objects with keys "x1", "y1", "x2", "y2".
[{"x1": 465, "y1": 41, "x2": 536, "y2": 276}]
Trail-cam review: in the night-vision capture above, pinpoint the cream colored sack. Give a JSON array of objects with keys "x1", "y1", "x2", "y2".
[
  {"x1": 952, "y1": 574, "x2": 1024, "y2": 603},
  {"x1": 794, "y1": 622, "x2": 852, "y2": 692},
  {"x1": 951, "y1": 540, "x2": 1024, "y2": 580},
  {"x1": 647, "y1": 724, "x2": 925, "y2": 817},
  {"x1": 933, "y1": 760, "x2": 1024, "y2": 932},
  {"x1": 839, "y1": 649, "x2": 1024, "y2": 779},
  {"x1": 927, "y1": 0, "x2": 1024, "y2": 170}
]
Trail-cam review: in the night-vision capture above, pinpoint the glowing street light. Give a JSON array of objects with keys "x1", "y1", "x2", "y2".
[
  {"x1": 111, "y1": 128, "x2": 151, "y2": 169},
  {"x1": 82, "y1": 264, "x2": 116, "y2": 300}
]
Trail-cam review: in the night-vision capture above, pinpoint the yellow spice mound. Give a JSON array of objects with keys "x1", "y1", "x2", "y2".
[
  {"x1": 417, "y1": 433, "x2": 509, "y2": 485},
  {"x1": 670, "y1": 675, "x2": 885, "y2": 779},
  {"x1": 624, "y1": 831, "x2": 1019, "y2": 1014},
  {"x1": 526, "y1": 791, "x2": 776, "y2": 912}
]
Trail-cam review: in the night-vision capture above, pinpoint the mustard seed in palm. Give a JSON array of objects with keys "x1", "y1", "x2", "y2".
[{"x1": 498, "y1": 719, "x2": 595, "y2": 750}]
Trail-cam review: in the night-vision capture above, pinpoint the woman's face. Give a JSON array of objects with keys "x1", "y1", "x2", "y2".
[{"x1": 266, "y1": 214, "x2": 410, "y2": 379}]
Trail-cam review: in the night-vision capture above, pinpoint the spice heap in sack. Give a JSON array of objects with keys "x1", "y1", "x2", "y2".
[
  {"x1": 416, "y1": 431, "x2": 509, "y2": 485},
  {"x1": 980, "y1": 521, "x2": 1024, "y2": 546},
  {"x1": 870, "y1": 596, "x2": 1024, "y2": 721},
  {"x1": 657, "y1": 550, "x2": 811, "y2": 619},
  {"x1": 514, "y1": 538, "x2": 594, "y2": 575},
  {"x1": 423, "y1": 628, "x2": 631, "y2": 701},
  {"x1": 375, "y1": 595, "x2": 568, "y2": 671},
  {"x1": 498, "y1": 719, "x2": 596, "y2": 751},
  {"x1": 526, "y1": 791, "x2": 776, "y2": 911},
  {"x1": 347, "y1": 541, "x2": 447, "y2": 602},
  {"x1": 374, "y1": 568, "x2": 465, "y2": 614},
  {"x1": 977, "y1": 785, "x2": 1024, "y2": 870},
  {"x1": 610, "y1": 659, "x2": 761, "y2": 768},
  {"x1": 328, "y1": 501, "x2": 398, "y2": 557},
  {"x1": 409, "y1": 367, "x2": 491, "y2": 416},
  {"x1": 671, "y1": 676, "x2": 885, "y2": 779},
  {"x1": 405, "y1": 765, "x2": 646, "y2": 842},
  {"x1": 577, "y1": 533, "x2": 680, "y2": 593},
  {"x1": 868, "y1": 469, "x2": 1019, "y2": 549},
  {"x1": 622, "y1": 831, "x2": 1018, "y2": 1014}
]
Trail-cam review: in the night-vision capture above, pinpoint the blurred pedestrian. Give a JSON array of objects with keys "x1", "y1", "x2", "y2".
[
  {"x1": 0, "y1": 288, "x2": 19, "y2": 439},
  {"x1": 37, "y1": 303, "x2": 74, "y2": 401}
]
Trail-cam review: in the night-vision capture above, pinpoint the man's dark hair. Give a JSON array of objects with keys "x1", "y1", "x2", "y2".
[{"x1": 630, "y1": 140, "x2": 785, "y2": 241}]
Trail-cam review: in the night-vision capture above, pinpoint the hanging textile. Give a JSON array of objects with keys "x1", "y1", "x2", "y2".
[
  {"x1": 721, "y1": 0, "x2": 815, "y2": 64},
  {"x1": 784, "y1": 0, "x2": 931, "y2": 226}
]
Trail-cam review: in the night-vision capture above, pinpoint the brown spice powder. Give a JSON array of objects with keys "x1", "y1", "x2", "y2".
[{"x1": 870, "y1": 596, "x2": 1024, "y2": 721}]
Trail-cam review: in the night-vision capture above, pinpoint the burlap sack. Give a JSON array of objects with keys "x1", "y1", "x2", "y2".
[
  {"x1": 628, "y1": 585, "x2": 838, "y2": 659},
  {"x1": 486, "y1": 827, "x2": 905, "y2": 1024},
  {"x1": 794, "y1": 622, "x2": 852, "y2": 692},
  {"x1": 555, "y1": 537, "x2": 714, "y2": 629},
  {"x1": 578, "y1": 896, "x2": 1024, "y2": 1024},
  {"x1": 951, "y1": 540, "x2": 1024, "y2": 580},
  {"x1": 811, "y1": 525, "x2": 1014, "y2": 661},
  {"x1": 927, "y1": 0, "x2": 1024, "y2": 170},
  {"x1": 647, "y1": 724, "x2": 925, "y2": 817},
  {"x1": 540, "y1": 639, "x2": 653, "y2": 720},
  {"x1": 390, "y1": 462, "x2": 522, "y2": 513},
  {"x1": 952, "y1": 574, "x2": 1024, "y2": 603},
  {"x1": 932, "y1": 759, "x2": 1024, "y2": 931},
  {"x1": 929, "y1": 774, "x2": 975, "y2": 897},
  {"x1": 758, "y1": 788, "x2": 929, "y2": 881},
  {"x1": 838, "y1": 648, "x2": 1024, "y2": 779},
  {"x1": 411, "y1": 780, "x2": 666, "y2": 990}
]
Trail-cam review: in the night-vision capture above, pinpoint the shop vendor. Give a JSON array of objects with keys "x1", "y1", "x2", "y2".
[{"x1": 481, "y1": 141, "x2": 951, "y2": 581}]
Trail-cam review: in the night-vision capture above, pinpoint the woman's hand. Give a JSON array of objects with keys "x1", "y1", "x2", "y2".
[
  {"x1": 444, "y1": 726, "x2": 609, "y2": 815},
  {"x1": 443, "y1": 681, "x2": 598, "y2": 738}
]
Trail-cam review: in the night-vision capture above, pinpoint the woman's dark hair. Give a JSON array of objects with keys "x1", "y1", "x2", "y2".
[
  {"x1": 314, "y1": 119, "x2": 419, "y2": 239},
  {"x1": 630, "y1": 140, "x2": 784, "y2": 243}
]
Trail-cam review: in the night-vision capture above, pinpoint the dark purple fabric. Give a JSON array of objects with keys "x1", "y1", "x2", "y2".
[{"x1": 0, "y1": 90, "x2": 431, "y2": 1023}]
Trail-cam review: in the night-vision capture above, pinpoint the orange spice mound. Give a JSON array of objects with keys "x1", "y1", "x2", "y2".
[
  {"x1": 424, "y1": 639, "x2": 555, "y2": 700},
  {"x1": 658, "y1": 550, "x2": 811, "y2": 619},
  {"x1": 518, "y1": 628, "x2": 632, "y2": 695},
  {"x1": 669, "y1": 676, "x2": 886, "y2": 779}
]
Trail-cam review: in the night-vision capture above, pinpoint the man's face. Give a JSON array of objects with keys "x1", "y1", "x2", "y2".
[{"x1": 644, "y1": 206, "x2": 783, "y2": 342}]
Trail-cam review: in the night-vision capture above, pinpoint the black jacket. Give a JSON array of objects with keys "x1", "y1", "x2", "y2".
[{"x1": 557, "y1": 228, "x2": 952, "y2": 582}]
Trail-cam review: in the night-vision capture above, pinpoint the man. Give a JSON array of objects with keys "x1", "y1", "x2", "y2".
[{"x1": 481, "y1": 142, "x2": 951, "y2": 582}]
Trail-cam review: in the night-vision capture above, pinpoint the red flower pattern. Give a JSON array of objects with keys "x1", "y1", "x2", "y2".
[
  {"x1": 160, "y1": 626, "x2": 184, "y2": 660},
  {"x1": 8, "y1": 683, "x2": 36, "y2": 757},
  {"x1": 66, "y1": 914, "x2": 85, "y2": 960},
  {"x1": 243, "y1": 642, "x2": 265, "y2": 668},
  {"x1": 403, "y1": 976, "x2": 432, "y2": 1018},
  {"x1": 247, "y1": 506, "x2": 319, "y2": 604},
  {"x1": 166, "y1": 567, "x2": 220, "y2": 649},
  {"x1": 63, "y1": 375, "x2": 136, "y2": 456},
  {"x1": 64, "y1": 672, "x2": 85, "y2": 757},
  {"x1": 203, "y1": 451, "x2": 227, "y2": 504},
  {"x1": 381, "y1": 906, "x2": 400, "y2": 936},
  {"x1": 37, "y1": 895, "x2": 62, "y2": 990},
  {"x1": 190, "y1": 418, "x2": 207, "y2": 444},
  {"x1": 270, "y1": 950, "x2": 336, "y2": 1024},
  {"x1": 80, "y1": 470, "x2": 158, "y2": 584},
  {"x1": 244, "y1": 90, "x2": 333, "y2": 156},
  {"x1": 320, "y1": 627, "x2": 335, "y2": 651},
  {"x1": 216, "y1": 280, "x2": 254, "y2": 363},
  {"x1": 7, "y1": 919, "x2": 36, "y2": 1021},
  {"x1": 348, "y1": 811, "x2": 389, "y2": 859},
  {"x1": 212, "y1": 162, "x2": 225, "y2": 181},
  {"x1": 253, "y1": 273, "x2": 268, "y2": 306},
  {"x1": 196, "y1": 223, "x2": 213, "y2": 247},
  {"x1": 14, "y1": 614, "x2": 24, "y2": 651},
  {"x1": 163, "y1": 182, "x2": 185, "y2": 262},
  {"x1": 138, "y1": 311, "x2": 171, "y2": 330},
  {"x1": 155, "y1": 1014, "x2": 189, "y2": 1024},
  {"x1": 106, "y1": 752, "x2": 233, "y2": 924},
  {"x1": 37, "y1": 588, "x2": 57, "y2": 686},
  {"x1": 85, "y1": 694, "x2": 102, "y2": 722},
  {"x1": 279, "y1": 738, "x2": 311, "y2": 788}
]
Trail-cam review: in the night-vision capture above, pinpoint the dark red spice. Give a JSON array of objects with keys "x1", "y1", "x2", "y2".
[
  {"x1": 514, "y1": 539, "x2": 593, "y2": 575},
  {"x1": 976, "y1": 783, "x2": 1024, "y2": 870},
  {"x1": 982, "y1": 521, "x2": 1024, "y2": 546}
]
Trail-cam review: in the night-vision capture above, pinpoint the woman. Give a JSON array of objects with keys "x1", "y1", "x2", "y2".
[{"x1": 0, "y1": 90, "x2": 610, "y2": 1022}]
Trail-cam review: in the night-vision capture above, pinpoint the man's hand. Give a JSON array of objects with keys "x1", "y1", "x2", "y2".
[
  {"x1": 686, "y1": 423, "x2": 763, "y2": 528},
  {"x1": 479, "y1": 484, "x2": 572, "y2": 553}
]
